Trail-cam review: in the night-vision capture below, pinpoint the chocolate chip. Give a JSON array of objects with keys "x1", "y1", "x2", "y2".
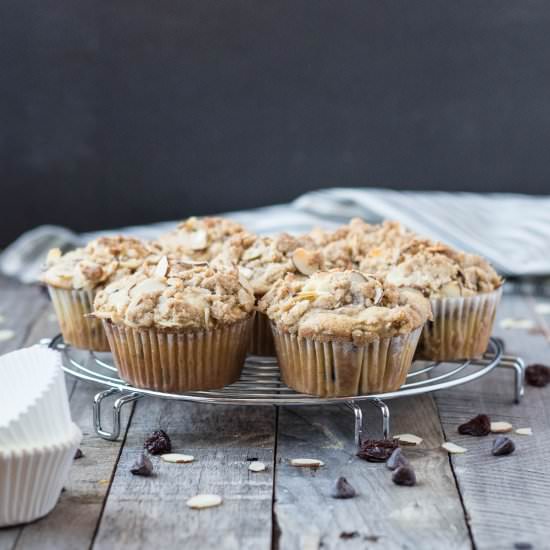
[
  {"x1": 144, "y1": 430, "x2": 172, "y2": 455},
  {"x1": 246, "y1": 457, "x2": 259, "y2": 461},
  {"x1": 331, "y1": 477, "x2": 357, "y2": 499},
  {"x1": 514, "y1": 543, "x2": 533, "y2": 550},
  {"x1": 525, "y1": 364, "x2": 550, "y2": 387},
  {"x1": 340, "y1": 531, "x2": 359, "y2": 540},
  {"x1": 74, "y1": 448, "x2": 84, "y2": 459},
  {"x1": 357, "y1": 439, "x2": 399, "y2": 462},
  {"x1": 458, "y1": 414, "x2": 491, "y2": 436},
  {"x1": 386, "y1": 448, "x2": 410, "y2": 471},
  {"x1": 131, "y1": 453, "x2": 154, "y2": 476},
  {"x1": 392, "y1": 465, "x2": 417, "y2": 486},
  {"x1": 492, "y1": 436, "x2": 516, "y2": 456}
]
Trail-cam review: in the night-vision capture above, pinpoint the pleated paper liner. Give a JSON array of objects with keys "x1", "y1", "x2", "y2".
[
  {"x1": 247, "y1": 311, "x2": 276, "y2": 356},
  {"x1": 47, "y1": 286, "x2": 110, "y2": 351},
  {"x1": 271, "y1": 324, "x2": 422, "y2": 397},
  {"x1": 415, "y1": 287, "x2": 502, "y2": 361},
  {"x1": 0, "y1": 347, "x2": 73, "y2": 451},
  {"x1": 102, "y1": 316, "x2": 253, "y2": 393},
  {"x1": 0, "y1": 423, "x2": 81, "y2": 527}
]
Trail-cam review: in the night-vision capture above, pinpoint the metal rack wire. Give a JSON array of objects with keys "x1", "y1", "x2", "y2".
[{"x1": 46, "y1": 335, "x2": 525, "y2": 445}]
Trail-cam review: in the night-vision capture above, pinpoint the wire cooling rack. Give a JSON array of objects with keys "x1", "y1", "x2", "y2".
[{"x1": 45, "y1": 335, "x2": 524, "y2": 445}]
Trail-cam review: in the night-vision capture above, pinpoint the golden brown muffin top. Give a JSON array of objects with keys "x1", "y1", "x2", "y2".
[
  {"x1": 213, "y1": 231, "x2": 323, "y2": 297},
  {"x1": 41, "y1": 236, "x2": 156, "y2": 291},
  {"x1": 155, "y1": 216, "x2": 245, "y2": 261},
  {"x1": 259, "y1": 269, "x2": 431, "y2": 344},
  {"x1": 385, "y1": 239, "x2": 503, "y2": 298},
  {"x1": 93, "y1": 256, "x2": 254, "y2": 330}
]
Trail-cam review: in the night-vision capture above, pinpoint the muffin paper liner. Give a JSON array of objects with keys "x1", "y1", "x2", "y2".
[
  {"x1": 0, "y1": 423, "x2": 81, "y2": 527},
  {"x1": 0, "y1": 347, "x2": 73, "y2": 451},
  {"x1": 247, "y1": 311, "x2": 276, "y2": 357},
  {"x1": 48, "y1": 286, "x2": 110, "y2": 351},
  {"x1": 416, "y1": 288, "x2": 503, "y2": 361},
  {"x1": 271, "y1": 325, "x2": 422, "y2": 397},
  {"x1": 103, "y1": 317, "x2": 253, "y2": 393}
]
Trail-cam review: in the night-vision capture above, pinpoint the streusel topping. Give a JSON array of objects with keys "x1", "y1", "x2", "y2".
[
  {"x1": 259, "y1": 270, "x2": 430, "y2": 344},
  {"x1": 303, "y1": 218, "x2": 416, "y2": 274},
  {"x1": 156, "y1": 216, "x2": 245, "y2": 261},
  {"x1": 214, "y1": 232, "x2": 323, "y2": 296},
  {"x1": 93, "y1": 257, "x2": 255, "y2": 330},
  {"x1": 41, "y1": 236, "x2": 157, "y2": 290},
  {"x1": 385, "y1": 239, "x2": 503, "y2": 298}
]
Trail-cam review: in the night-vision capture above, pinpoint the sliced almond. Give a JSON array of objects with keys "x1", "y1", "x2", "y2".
[
  {"x1": 242, "y1": 247, "x2": 262, "y2": 261},
  {"x1": 248, "y1": 461, "x2": 267, "y2": 472},
  {"x1": 373, "y1": 286, "x2": 384, "y2": 305},
  {"x1": 161, "y1": 453, "x2": 195, "y2": 463},
  {"x1": 0, "y1": 329, "x2": 15, "y2": 342},
  {"x1": 189, "y1": 230, "x2": 208, "y2": 250},
  {"x1": 239, "y1": 266, "x2": 254, "y2": 279},
  {"x1": 154, "y1": 256, "x2": 169, "y2": 278},
  {"x1": 499, "y1": 318, "x2": 535, "y2": 330},
  {"x1": 442, "y1": 442, "x2": 467, "y2": 454},
  {"x1": 490, "y1": 421, "x2": 513, "y2": 434},
  {"x1": 515, "y1": 427, "x2": 533, "y2": 436},
  {"x1": 186, "y1": 494, "x2": 222, "y2": 509},
  {"x1": 292, "y1": 248, "x2": 320, "y2": 276},
  {"x1": 290, "y1": 458, "x2": 324, "y2": 468},
  {"x1": 296, "y1": 291, "x2": 320, "y2": 301},
  {"x1": 394, "y1": 433, "x2": 423, "y2": 446}
]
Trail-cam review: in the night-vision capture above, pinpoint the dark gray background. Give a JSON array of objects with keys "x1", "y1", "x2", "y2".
[{"x1": 1, "y1": 1, "x2": 550, "y2": 247}]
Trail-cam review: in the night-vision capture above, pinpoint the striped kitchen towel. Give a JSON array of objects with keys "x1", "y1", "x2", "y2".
[{"x1": 1, "y1": 187, "x2": 549, "y2": 283}]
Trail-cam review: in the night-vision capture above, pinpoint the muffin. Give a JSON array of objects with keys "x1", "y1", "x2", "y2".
[
  {"x1": 259, "y1": 270, "x2": 431, "y2": 397},
  {"x1": 93, "y1": 257, "x2": 255, "y2": 392},
  {"x1": 385, "y1": 239, "x2": 503, "y2": 360},
  {"x1": 156, "y1": 216, "x2": 245, "y2": 261},
  {"x1": 215, "y1": 232, "x2": 323, "y2": 356},
  {"x1": 41, "y1": 236, "x2": 156, "y2": 351}
]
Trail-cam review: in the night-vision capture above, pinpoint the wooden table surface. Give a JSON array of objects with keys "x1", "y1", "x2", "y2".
[{"x1": 0, "y1": 275, "x2": 549, "y2": 550}]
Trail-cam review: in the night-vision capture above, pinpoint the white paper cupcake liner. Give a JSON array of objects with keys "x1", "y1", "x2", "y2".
[
  {"x1": 416, "y1": 287, "x2": 503, "y2": 361},
  {"x1": 103, "y1": 316, "x2": 253, "y2": 393},
  {"x1": 48, "y1": 286, "x2": 110, "y2": 351},
  {"x1": 0, "y1": 422, "x2": 81, "y2": 527},
  {"x1": 0, "y1": 347, "x2": 73, "y2": 451},
  {"x1": 247, "y1": 311, "x2": 276, "y2": 356},
  {"x1": 271, "y1": 324, "x2": 422, "y2": 397}
]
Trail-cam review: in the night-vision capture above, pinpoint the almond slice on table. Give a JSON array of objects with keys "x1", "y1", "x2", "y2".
[
  {"x1": 394, "y1": 434, "x2": 423, "y2": 446},
  {"x1": 186, "y1": 494, "x2": 223, "y2": 509},
  {"x1": 0, "y1": 330, "x2": 15, "y2": 342},
  {"x1": 161, "y1": 453, "x2": 195, "y2": 463},
  {"x1": 442, "y1": 442, "x2": 468, "y2": 454},
  {"x1": 490, "y1": 421, "x2": 513, "y2": 433},
  {"x1": 515, "y1": 427, "x2": 533, "y2": 436},
  {"x1": 290, "y1": 458, "x2": 324, "y2": 468},
  {"x1": 499, "y1": 318, "x2": 535, "y2": 330},
  {"x1": 248, "y1": 461, "x2": 267, "y2": 472},
  {"x1": 292, "y1": 248, "x2": 321, "y2": 276}
]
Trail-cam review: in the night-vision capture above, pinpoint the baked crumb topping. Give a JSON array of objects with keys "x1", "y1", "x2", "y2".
[
  {"x1": 93, "y1": 257, "x2": 254, "y2": 329},
  {"x1": 259, "y1": 270, "x2": 431, "y2": 344},
  {"x1": 213, "y1": 232, "x2": 323, "y2": 296},
  {"x1": 155, "y1": 216, "x2": 245, "y2": 260},
  {"x1": 385, "y1": 239, "x2": 503, "y2": 298},
  {"x1": 41, "y1": 236, "x2": 157, "y2": 290}
]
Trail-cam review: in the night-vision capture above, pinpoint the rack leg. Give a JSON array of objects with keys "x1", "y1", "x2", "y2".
[
  {"x1": 345, "y1": 401, "x2": 364, "y2": 447},
  {"x1": 93, "y1": 389, "x2": 141, "y2": 441},
  {"x1": 498, "y1": 355, "x2": 526, "y2": 404},
  {"x1": 370, "y1": 398, "x2": 391, "y2": 440}
]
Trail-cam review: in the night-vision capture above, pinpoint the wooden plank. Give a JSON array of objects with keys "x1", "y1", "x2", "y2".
[
  {"x1": 434, "y1": 293, "x2": 550, "y2": 550},
  {"x1": 92, "y1": 399, "x2": 276, "y2": 550},
  {"x1": 0, "y1": 280, "x2": 133, "y2": 550},
  {"x1": 274, "y1": 398, "x2": 471, "y2": 550}
]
